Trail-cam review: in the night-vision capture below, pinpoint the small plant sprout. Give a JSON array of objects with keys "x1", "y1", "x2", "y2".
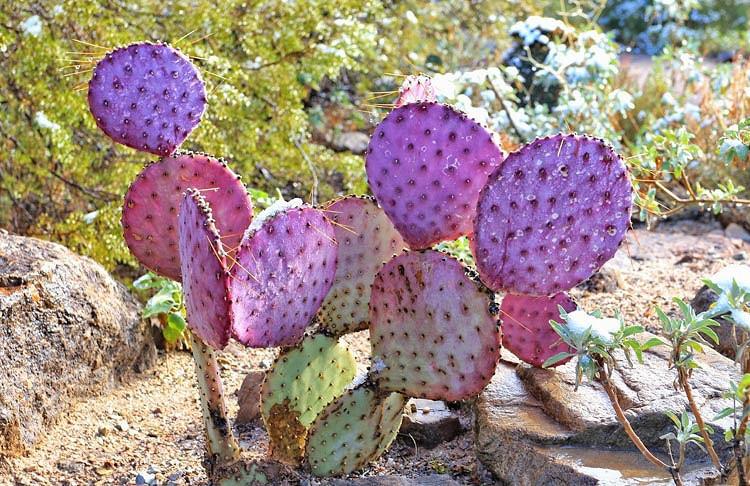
[
  {"x1": 715, "y1": 374, "x2": 750, "y2": 486},
  {"x1": 655, "y1": 298, "x2": 723, "y2": 475},
  {"x1": 544, "y1": 308, "x2": 680, "y2": 483},
  {"x1": 133, "y1": 272, "x2": 187, "y2": 343},
  {"x1": 661, "y1": 411, "x2": 708, "y2": 473}
]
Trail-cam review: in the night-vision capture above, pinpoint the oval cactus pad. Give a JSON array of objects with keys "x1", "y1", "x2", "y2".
[
  {"x1": 229, "y1": 204, "x2": 337, "y2": 347},
  {"x1": 395, "y1": 74, "x2": 436, "y2": 107},
  {"x1": 501, "y1": 293, "x2": 576, "y2": 367},
  {"x1": 88, "y1": 42, "x2": 206, "y2": 156},
  {"x1": 473, "y1": 134, "x2": 632, "y2": 295},
  {"x1": 365, "y1": 102, "x2": 504, "y2": 249},
  {"x1": 306, "y1": 384, "x2": 406, "y2": 476},
  {"x1": 370, "y1": 250, "x2": 500, "y2": 401},
  {"x1": 317, "y1": 196, "x2": 407, "y2": 336},
  {"x1": 178, "y1": 190, "x2": 231, "y2": 349},
  {"x1": 260, "y1": 333, "x2": 356, "y2": 465},
  {"x1": 122, "y1": 152, "x2": 253, "y2": 280}
]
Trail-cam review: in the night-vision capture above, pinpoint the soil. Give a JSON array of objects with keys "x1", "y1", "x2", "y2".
[{"x1": 2, "y1": 220, "x2": 748, "y2": 486}]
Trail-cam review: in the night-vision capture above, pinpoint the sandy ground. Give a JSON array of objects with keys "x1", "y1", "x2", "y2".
[{"x1": 3, "y1": 220, "x2": 748, "y2": 486}]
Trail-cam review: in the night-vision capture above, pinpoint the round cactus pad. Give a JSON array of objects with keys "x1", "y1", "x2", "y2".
[
  {"x1": 501, "y1": 293, "x2": 576, "y2": 367},
  {"x1": 395, "y1": 75, "x2": 436, "y2": 107},
  {"x1": 178, "y1": 190, "x2": 232, "y2": 349},
  {"x1": 306, "y1": 384, "x2": 406, "y2": 476},
  {"x1": 473, "y1": 134, "x2": 632, "y2": 295},
  {"x1": 122, "y1": 153, "x2": 253, "y2": 281},
  {"x1": 370, "y1": 250, "x2": 500, "y2": 401},
  {"x1": 260, "y1": 333, "x2": 356, "y2": 465},
  {"x1": 229, "y1": 205, "x2": 337, "y2": 347},
  {"x1": 317, "y1": 196, "x2": 407, "y2": 335},
  {"x1": 366, "y1": 102, "x2": 504, "y2": 249},
  {"x1": 88, "y1": 42, "x2": 206, "y2": 156}
]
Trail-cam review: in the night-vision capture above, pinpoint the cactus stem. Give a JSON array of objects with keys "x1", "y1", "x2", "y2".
[{"x1": 188, "y1": 330, "x2": 240, "y2": 475}]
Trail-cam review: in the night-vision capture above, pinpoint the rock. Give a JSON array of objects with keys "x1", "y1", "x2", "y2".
[
  {"x1": 475, "y1": 335, "x2": 739, "y2": 486},
  {"x1": 135, "y1": 471, "x2": 156, "y2": 485},
  {"x1": 725, "y1": 223, "x2": 750, "y2": 243},
  {"x1": 691, "y1": 285, "x2": 746, "y2": 359},
  {"x1": 327, "y1": 474, "x2": 461, "y2": 486},
  {"x1": 0, "y1": 234, "x2": 156, "y2": 458},
  {"x1": 577, "y1": 260, "x2": 624, "y2": 293},
  {"x1": 399, "y1": 399, "x2": 462, "y2": 448},
  {"x1": 236, "y1": 370, "x2": 265, "y2": 425},
  {"x1": 718, "y1": 206, "x2": 750, "y2": 233},
  {"x1": 330, "y1": 131, "x2": 370, "y2": 154}
]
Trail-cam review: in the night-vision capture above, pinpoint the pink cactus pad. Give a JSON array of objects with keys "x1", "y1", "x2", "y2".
[
  {"x1": 229, "y1": 205, "x2": 337, "y2": 348},
  {"x1": 500, "y1": 293, "x2": 576, "y2": 367},
  {"x1": 178, "y1": 190, "x2": 231, "y2": 349},
  {"x1": 365, "y1": 102, "x2": 504, "y2": 249},
  {"x1": 88, "y1": 42, "x2": 206, "y2": 156},
  {"x1": 395, "y1": 75, "x2": 436, "y2": 107},
  {"x1": 317, "y1": 196, "x2": 407, "y2": 336},
  {"x1": 122, "y1": 152, "x2": 253, "y2": 281},
  {"x1": 473, "y1": 134, "x2": 632, "y2": 296},
  {"x1": 370, "y1": 250, "x2": 500, "y2": 401}
]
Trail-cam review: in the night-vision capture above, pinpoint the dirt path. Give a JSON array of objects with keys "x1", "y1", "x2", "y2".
[{"x1": 3, "y1": 221, "x2": 748, "y2": 486}]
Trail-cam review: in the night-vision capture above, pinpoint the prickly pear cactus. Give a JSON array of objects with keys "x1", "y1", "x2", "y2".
[
  {"x1": 473, "y1": 133, "x2": 633, "y2": 295},
  {"x1": 395, "y1": 75, "x2": 436, "y2": 107},
  {"x1": 229, "y1": 202, "x2": 337, "y2": 347},
  {"x1": 317, "y1": 196, "x2": 407, "y2": 335},
  {"x1": 260, "y1": 333, "x2": 357, "y2": 465},
  {"x1": 370, "y1": 250, "x2": 500, "y2": 401},
  {"x1": 122, "y1": 152, "x2": 253, "y2": 280},
  {"x1": 178, "y1": 189, "x2": 232, "y2": 349},
  {"x1": 500, "y1": 293, "x2": 577, "y2": 367},
  {"x1": 365, "y1": 102, "x2": 504, "y2": 249},
  {"x1": 88, "y1": 42, "x2": 206, "y2": 156},
  {"x1": 306, "y1": 382, "x2": 406, "y2": 476}
]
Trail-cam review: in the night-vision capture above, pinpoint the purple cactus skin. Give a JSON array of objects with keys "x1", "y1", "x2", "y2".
[
  {"x1": 500, "y1": 292, "x2": 576, "y2": 367},
  {"x1": 317, "y1": 196, "x2": 407, "y2": 335},
  {"x1": 122, "y1": 152, "x2": 253, "y2": 281},
  {"x1": 365, "y1": 102, "x2": 504, "y2": 250},
  {"x1": 229, "y1": 206, "x2": 337, "y2": 347},
  {"x1": 88, "y1": 42, "x2": 206, "y2": 156},
  {"x1": 369, "y1": 250, "x2": 500, "y2": 401},
  {"x1": 473, "y1": 134, "x2": 633, "y2": 296},
  {"x1": 178, "y1": 189, "x2": 232, "y2": 349}
]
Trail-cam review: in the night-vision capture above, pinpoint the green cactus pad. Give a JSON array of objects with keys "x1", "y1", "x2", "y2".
[
  {"x1": 260, "y1": 333, "x2": 357, "y2": 465},
  {"x1": 318, "y1": 196, "x2": 407, "y2": 336},
  {"x1": 306, "y1": 383, "x2": 406, "y2": 476}
]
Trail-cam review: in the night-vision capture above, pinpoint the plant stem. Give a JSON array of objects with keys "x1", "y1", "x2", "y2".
[
  {"x1": 188, "y1": 331, "x2": 240, "y2": 476},
  {"x1": 734, "y1": 352, "x2": 750, "y2": 486},
  {"x1": 678, "y1": 368, "x2": 723, "y2": 472},
  {"x1": 598, "y1": 370, "x2": 683, "y2": 484}
]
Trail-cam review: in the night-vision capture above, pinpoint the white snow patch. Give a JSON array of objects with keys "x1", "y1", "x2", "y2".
[
  {"x1": 34, "y1": 111, "x2": 60, "y2": 131},
  {"x1": 243, "y1": 198, "x2": 303, "y2": 240},
  {"x1": 565, "y1": 310, "x2": 620, "y2": 344},
  {"x1": 707, "y1": 264, "x2": 750, "y2": 319},
  {"x1": 21, "y1": 15, "x2": 42, "y2": 37}
]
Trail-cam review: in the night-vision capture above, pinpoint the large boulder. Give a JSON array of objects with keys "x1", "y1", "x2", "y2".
[
  {"x1": 476, "y1": 338, "x2": 740, "y2": 485},
  {"x1": 0, "y1": 232, "x2": 156, "y2": 459}
]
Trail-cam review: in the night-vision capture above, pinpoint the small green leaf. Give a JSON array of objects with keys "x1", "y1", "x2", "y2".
[{"x1": 163, "y1": 312, "x2": 187, "y2": 342}]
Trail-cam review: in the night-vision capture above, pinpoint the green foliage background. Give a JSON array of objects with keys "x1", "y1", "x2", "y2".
[{"x1": 0, "y1": 1, "x2": 538, "y2": 273}]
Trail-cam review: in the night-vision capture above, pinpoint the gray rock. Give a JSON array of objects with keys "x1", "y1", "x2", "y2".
[
  {"x1": 577, "y1": 260, "x2": 624, "y2": 293},
  {"x1": 399, "y1": 399, "x2": 462, "y2": 448},
  {"x1": 725, "y1": 223, "x2": 750, "y2": 243},
  {"x1": 0, "y1": 234, "x2": 156, "y2": 458},
  {"x1": 330, "y1": 132, "x2": 370, "y2": 154},
  {"x1": 719, "y1": 206, "x2": 750, "y2": 233},
  {"x1": 691, "y1": 285, "x2": 747, "y2": 359},
  {"x1": 475, "y1": 334, "x2": 739, "y2": 486},
  {"x1": 236, "y1": 370, "x2": 265, "y2": 425}
]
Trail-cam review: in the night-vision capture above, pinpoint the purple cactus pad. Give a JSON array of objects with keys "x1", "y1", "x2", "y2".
[
  {"x1": 366, "y1": 102, "x2": 504, "y2": 249},
  {"x1": 88, "y1": 42, "x2": 206, "y2": 156},
  {"x1": 317, "y1": 196, "x2": 407, "y2": 335},
  {"x1": 178, "y1": 190, "x2": 232, "y2": 349},
  {"x1": 473, "y1": 134, "x2": 633, "y2": 295},
  {"x1": 370, "y1": 250, "x2": 500, "y2": 401},
  {"x1": 229, "y1": 205, "x2": 337, "y2": 348},
  {"x1": 122, "y1": 152, "x2": 253, "y2": 281},
  {"x1": 500, "y1": 293, "x2": 576, "y2": 367}
]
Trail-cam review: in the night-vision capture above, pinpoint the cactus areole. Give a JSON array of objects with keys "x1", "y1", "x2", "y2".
[
  {"x1": 366, "y1": 102, "x2": 504, "y2": 249},
  {"x1": 473, "y1": 133, "x2": 633, "y2": 296},
  {"x1": 88, "y1": 42, "x2": 206, "y2": 156}
]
